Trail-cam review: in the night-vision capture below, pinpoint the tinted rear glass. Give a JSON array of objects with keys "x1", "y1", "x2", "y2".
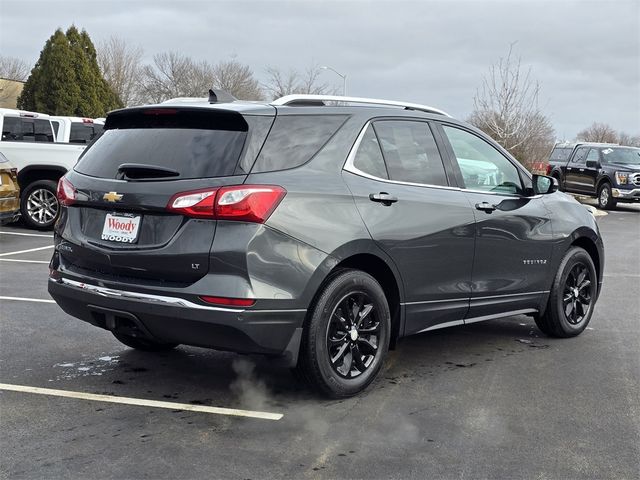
[
  {"x1": 251, "y1": 115, "x2": 347, "y2": 173},
  {"x1": 75, "y1": 128, "x2": 247, "y2": 180},
  {"x1": 550, "y1": 147, "x2": 573, "y2": 161},
  {"x1": 70, "y1": 122, "x2": 104, "y2": 144},
  {"x1": 76, "y1": 107, "x2": 249, "y2": 180}
]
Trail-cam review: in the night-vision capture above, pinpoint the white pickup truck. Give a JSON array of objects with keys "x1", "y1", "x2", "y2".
[{"x1": 0, "y1": 108, "x2": 86, "y2": 229}]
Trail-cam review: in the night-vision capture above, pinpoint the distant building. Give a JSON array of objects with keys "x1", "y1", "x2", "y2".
[{"x1": 0, "y1": 78, "x2": 25, "y2": 109}]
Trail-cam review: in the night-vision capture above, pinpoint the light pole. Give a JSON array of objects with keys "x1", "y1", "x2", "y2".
[{"x1": 320, "y1": 65, "x2": 347, "y2": 96}]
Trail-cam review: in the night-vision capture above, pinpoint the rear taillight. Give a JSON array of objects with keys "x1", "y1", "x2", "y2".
[
  {"x1": 199, "y1": 296, "x2": 256, "y2": 307},
  {"x1": 166, "y1": 185, "x2": 286, "y2": 223},
  {"x1": 216, "y1": 186, "x2": 286, "y2": 223},
  {"x1": 546, "y1": 164, "x2": 553, "y2": 175},
  {"x1": 167, "y1": 189, "x2": 218, "y2": 218},
  {"x1": 57, "y1": 177, "x2": 77, "y2": 206}
]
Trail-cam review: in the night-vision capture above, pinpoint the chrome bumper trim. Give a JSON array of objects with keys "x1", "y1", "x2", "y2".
[
  {"x1": 612, "y1": 188, "x2": 640, "y2": 198},
  {"x1": 52, "y1": 278, "x2": 307, "y2": 314}
]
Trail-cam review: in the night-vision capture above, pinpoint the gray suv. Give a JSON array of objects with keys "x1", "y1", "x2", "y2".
[{"x1": 48, "y1": 92, "x2": 604, "y2": 397}]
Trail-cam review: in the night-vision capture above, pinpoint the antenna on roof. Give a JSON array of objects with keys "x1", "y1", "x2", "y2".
[{"x1": 208, "y1": 89, "x2": 237, "y2": 104}]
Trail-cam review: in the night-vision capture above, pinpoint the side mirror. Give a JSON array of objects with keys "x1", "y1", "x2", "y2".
[
  {"x1": 533, "y1": 174, "x2": 558, "y2": 195},
  {"x1": 586, "y1": 160, "x2": 599, "y2": 169}
]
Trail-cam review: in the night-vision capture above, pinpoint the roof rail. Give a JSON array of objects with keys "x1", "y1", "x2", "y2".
[{"x1": 271, "y1": 94, "x2": 450, "y2": 117}]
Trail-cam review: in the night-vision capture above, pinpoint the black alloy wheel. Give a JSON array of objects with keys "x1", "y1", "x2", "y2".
[
  {"x1": 562, "y1": 263, "x2": 593, "y2": 325},
  {"x1": 326, "y1": 292, "x2": 381, "y2": 379},
  {"x1": 296, "y1": 269, "x2": 391, "y2": 397},
  {"x1": 535, "y1": 246, "x2": 597, "y2": 338}
]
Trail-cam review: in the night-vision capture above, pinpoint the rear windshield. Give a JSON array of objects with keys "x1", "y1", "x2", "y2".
[
  {"x1": 549, "y1": 147, "x2": 573, "y2": 162},
  {"x1": 75, "y1": 108, "x2": 248, "y2": 180},
  {"x1": 70, "y1": 122, "x2": 104, "y2": 144}
]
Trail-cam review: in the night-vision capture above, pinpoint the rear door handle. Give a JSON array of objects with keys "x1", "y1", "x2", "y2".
[
  {"x1": 567, "y1": 167, "x2": 572, "y2": 171},
  {"x1": 369, "y1": 192, "x2": 398, "y2": 205},
  {"x1": 475, "y1": 201, "x2": 496, "y2": 213}
]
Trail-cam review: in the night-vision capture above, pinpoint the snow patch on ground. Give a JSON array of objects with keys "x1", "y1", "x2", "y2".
[{"x1": 52, "y1": 354, "x2": 120, "y2": 380}]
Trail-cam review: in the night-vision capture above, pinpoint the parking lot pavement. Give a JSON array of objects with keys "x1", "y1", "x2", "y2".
[{"x1": 1, "y1": 206, "x2": 639, "y2": 480}]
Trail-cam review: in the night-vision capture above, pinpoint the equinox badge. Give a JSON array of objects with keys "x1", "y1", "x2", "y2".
[{"x1": 103, "y1": 192, "x2": 123, "y2": 202}]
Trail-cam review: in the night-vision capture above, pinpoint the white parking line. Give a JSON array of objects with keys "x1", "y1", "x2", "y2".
[
  {"x1": 0, "y1": 259, "x2": 49, "y2": 264},
  {"x1": 0, "y1": 231, "x2": 53, "y2": 238},
  {"x1": 0, "y1": 383, "x2": 283, "y2": 421},
  {"x1": 0, "y1": 296, "x2": 55, "y2": 303},
  {"x1": 0, "y1": 245, "x2": 54, "y2": 257}
]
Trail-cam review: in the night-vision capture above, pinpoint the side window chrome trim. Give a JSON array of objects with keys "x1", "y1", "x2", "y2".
[{"x1": 343, "y1": 120, "x2": 461, "y2": 192}]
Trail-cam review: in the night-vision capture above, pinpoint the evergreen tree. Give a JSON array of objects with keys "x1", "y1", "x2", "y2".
[{"x1": 18, "y1": 26, "x2": 122, "y2": 116}]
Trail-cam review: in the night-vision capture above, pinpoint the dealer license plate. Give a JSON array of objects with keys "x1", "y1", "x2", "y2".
[{"x1": 101, "y1": 213, "x2": 141, "y2": 243}]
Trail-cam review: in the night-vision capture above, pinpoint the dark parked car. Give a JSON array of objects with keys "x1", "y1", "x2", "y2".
[
  {"x1": 547, "y1": 142, "x2": 640, "y2": 209},
  {"x1": 48, "y1": 93, "x2": 604, "y2": 397}
]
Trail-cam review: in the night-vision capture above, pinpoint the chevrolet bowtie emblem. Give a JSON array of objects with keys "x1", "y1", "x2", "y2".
[{"x1": 103, "y1": 192, "x2": 123, "y2": 202}]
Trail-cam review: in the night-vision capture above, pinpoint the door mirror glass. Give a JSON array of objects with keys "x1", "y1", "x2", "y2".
[
  {"x1": 533, "y1": 174, "x2": 558, "y2": 195},
  {"x1": 586, "y1": 160, "x2": 599, "y2": 169}
]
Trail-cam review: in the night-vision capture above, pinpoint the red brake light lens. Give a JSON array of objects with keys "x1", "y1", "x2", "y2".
[
  {"x1": 199, "y1": 296, "x2": 255, "y2": 307},
  {"x1": 215, "y1": 186, "x2": 286, "y2": 223},
  {"x1": 167, "y1": 189, "x2": 218, "y2": 218},
  {"x1": 57, "y1": 177, "x2": 77, "y2": 206},
  {"x1": 166, "y1": 185, "x2": 286, "y2": 223}
]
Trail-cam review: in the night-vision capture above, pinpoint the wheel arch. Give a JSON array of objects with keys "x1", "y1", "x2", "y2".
[
  {"x1": 571, "y1": 235, "x2": 602, "y2": 288},
  {"x1": 596, "y1": 175, "x2": 612, "y2": 192},
  {"x1": 303, "y1": 241, "x2": 405, "y2": 350},
  {"x1": 17, "y1": 165, "x2": 67, "y2": 190}
]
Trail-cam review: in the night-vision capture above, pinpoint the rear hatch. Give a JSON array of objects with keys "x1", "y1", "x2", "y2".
[{"x1": 58, "y1": 105, "x2": 274, "y2": 286}]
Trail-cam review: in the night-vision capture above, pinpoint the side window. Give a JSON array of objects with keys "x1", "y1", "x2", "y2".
[
  {"x1": 1, "y1": 117, "x2": 22, "y2": 141},
  {"x1": 586, "y1": 149, "x2": 599, "y2": 164},
  {"x1": 571, "y1": 147, "x2": 589, "y2": 164},
  {"x1": 51, "y1": 120, "x2": 60, "y2": 138},
  {"x1": 252, "y1": 115, "x2": 347, "y2": 173},
  {"x1": 352, "y1": 125, "x2": 388, "y2": 179},
  {"x1": 442, "y1": 125, "x2": 524, "y2": 195},
  {"x1": 34, "y1": 119, "x2": 54, "y2": 142},
  {"x1": 373, "y1": 120, "x2": 448, "y2": 186}
]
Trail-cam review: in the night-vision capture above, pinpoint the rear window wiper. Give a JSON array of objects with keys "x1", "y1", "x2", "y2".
[{"x1": 116, "y1": 163, "x2": 180, "y2": 180}]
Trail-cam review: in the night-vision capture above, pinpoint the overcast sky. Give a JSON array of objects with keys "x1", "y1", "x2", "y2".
[{"x1": 1, "y1": 0, "x2": 638, "y2": 139}]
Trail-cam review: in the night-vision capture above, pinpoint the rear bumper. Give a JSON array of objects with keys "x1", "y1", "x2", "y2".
[
  {"x1": 0, "y1": 205, "x2": 20, "y2": 225},
  {"x1": 48, "y1": 277, "x2": 305, "y2": 362}
]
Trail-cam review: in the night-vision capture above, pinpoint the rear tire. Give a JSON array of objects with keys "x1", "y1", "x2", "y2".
[
  {"x1": 296, "y1": 269, "x2": 391, "y2": 398},
  {"x1": 112, "y1": 331, "x2": 178, "y2": 352},
  {"x1": 535, "y1": 247, "x2": 597, "y2": 338},
  {"x1": 597, "y1": 182, "x2": 616, "y2": 210},
  {"x1": 20, "y1": 180, "x2": 59, "y2": 230}
]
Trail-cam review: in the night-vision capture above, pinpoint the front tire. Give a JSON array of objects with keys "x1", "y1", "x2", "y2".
[
  {"x1": 20, "y1": 180, "x2": 60, "y2": 230},
  {"x1": 535, "y1": 247, "x2": 597, "y2": 338},
  {"x1": 597, "y1": 182, "x2": 616, "y2": 210},
  {"x1": 296, "y1": 269, "x2": 391, "y2": 398},
  {"x1": 112, "y1": 331, "x2": 178, "y2": 352}
]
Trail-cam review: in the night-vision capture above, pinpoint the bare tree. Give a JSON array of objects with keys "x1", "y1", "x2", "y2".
[
  {"x1": 138, "y1": 52, "x2": 209, "y2": 103},
  {"x1": 97, "y1": 36, "x2": 144, "y2": 106},
  {"x1": 138, "y1": 53, "x2": 262, "y2": 103},
  {"x1": 617, "y1": 132, "x2": 640, "y2": 147},
  {"x1": 576, "y1": 122, "x2": 619, "y2": 144},
  {"x1": 468, "y1": 44, "x2": 555, "y2": 170},
  {"x1": 211, "y1": 59, "x2": 263, "y2": 100},
  {"x1": 263, "y1": 64, "x2": 336, "y2": 100},
  {"x1": 0, "y1": 56, "x2": 30, "y2": 106},
  {"x1": 0, "y1": 55, "x2": 30, "y2": 81}
]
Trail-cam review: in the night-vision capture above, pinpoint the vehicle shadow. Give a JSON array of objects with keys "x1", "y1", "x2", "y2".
[{"x1": 100, "y1": 315, "x2": 553, "y2": 407}]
